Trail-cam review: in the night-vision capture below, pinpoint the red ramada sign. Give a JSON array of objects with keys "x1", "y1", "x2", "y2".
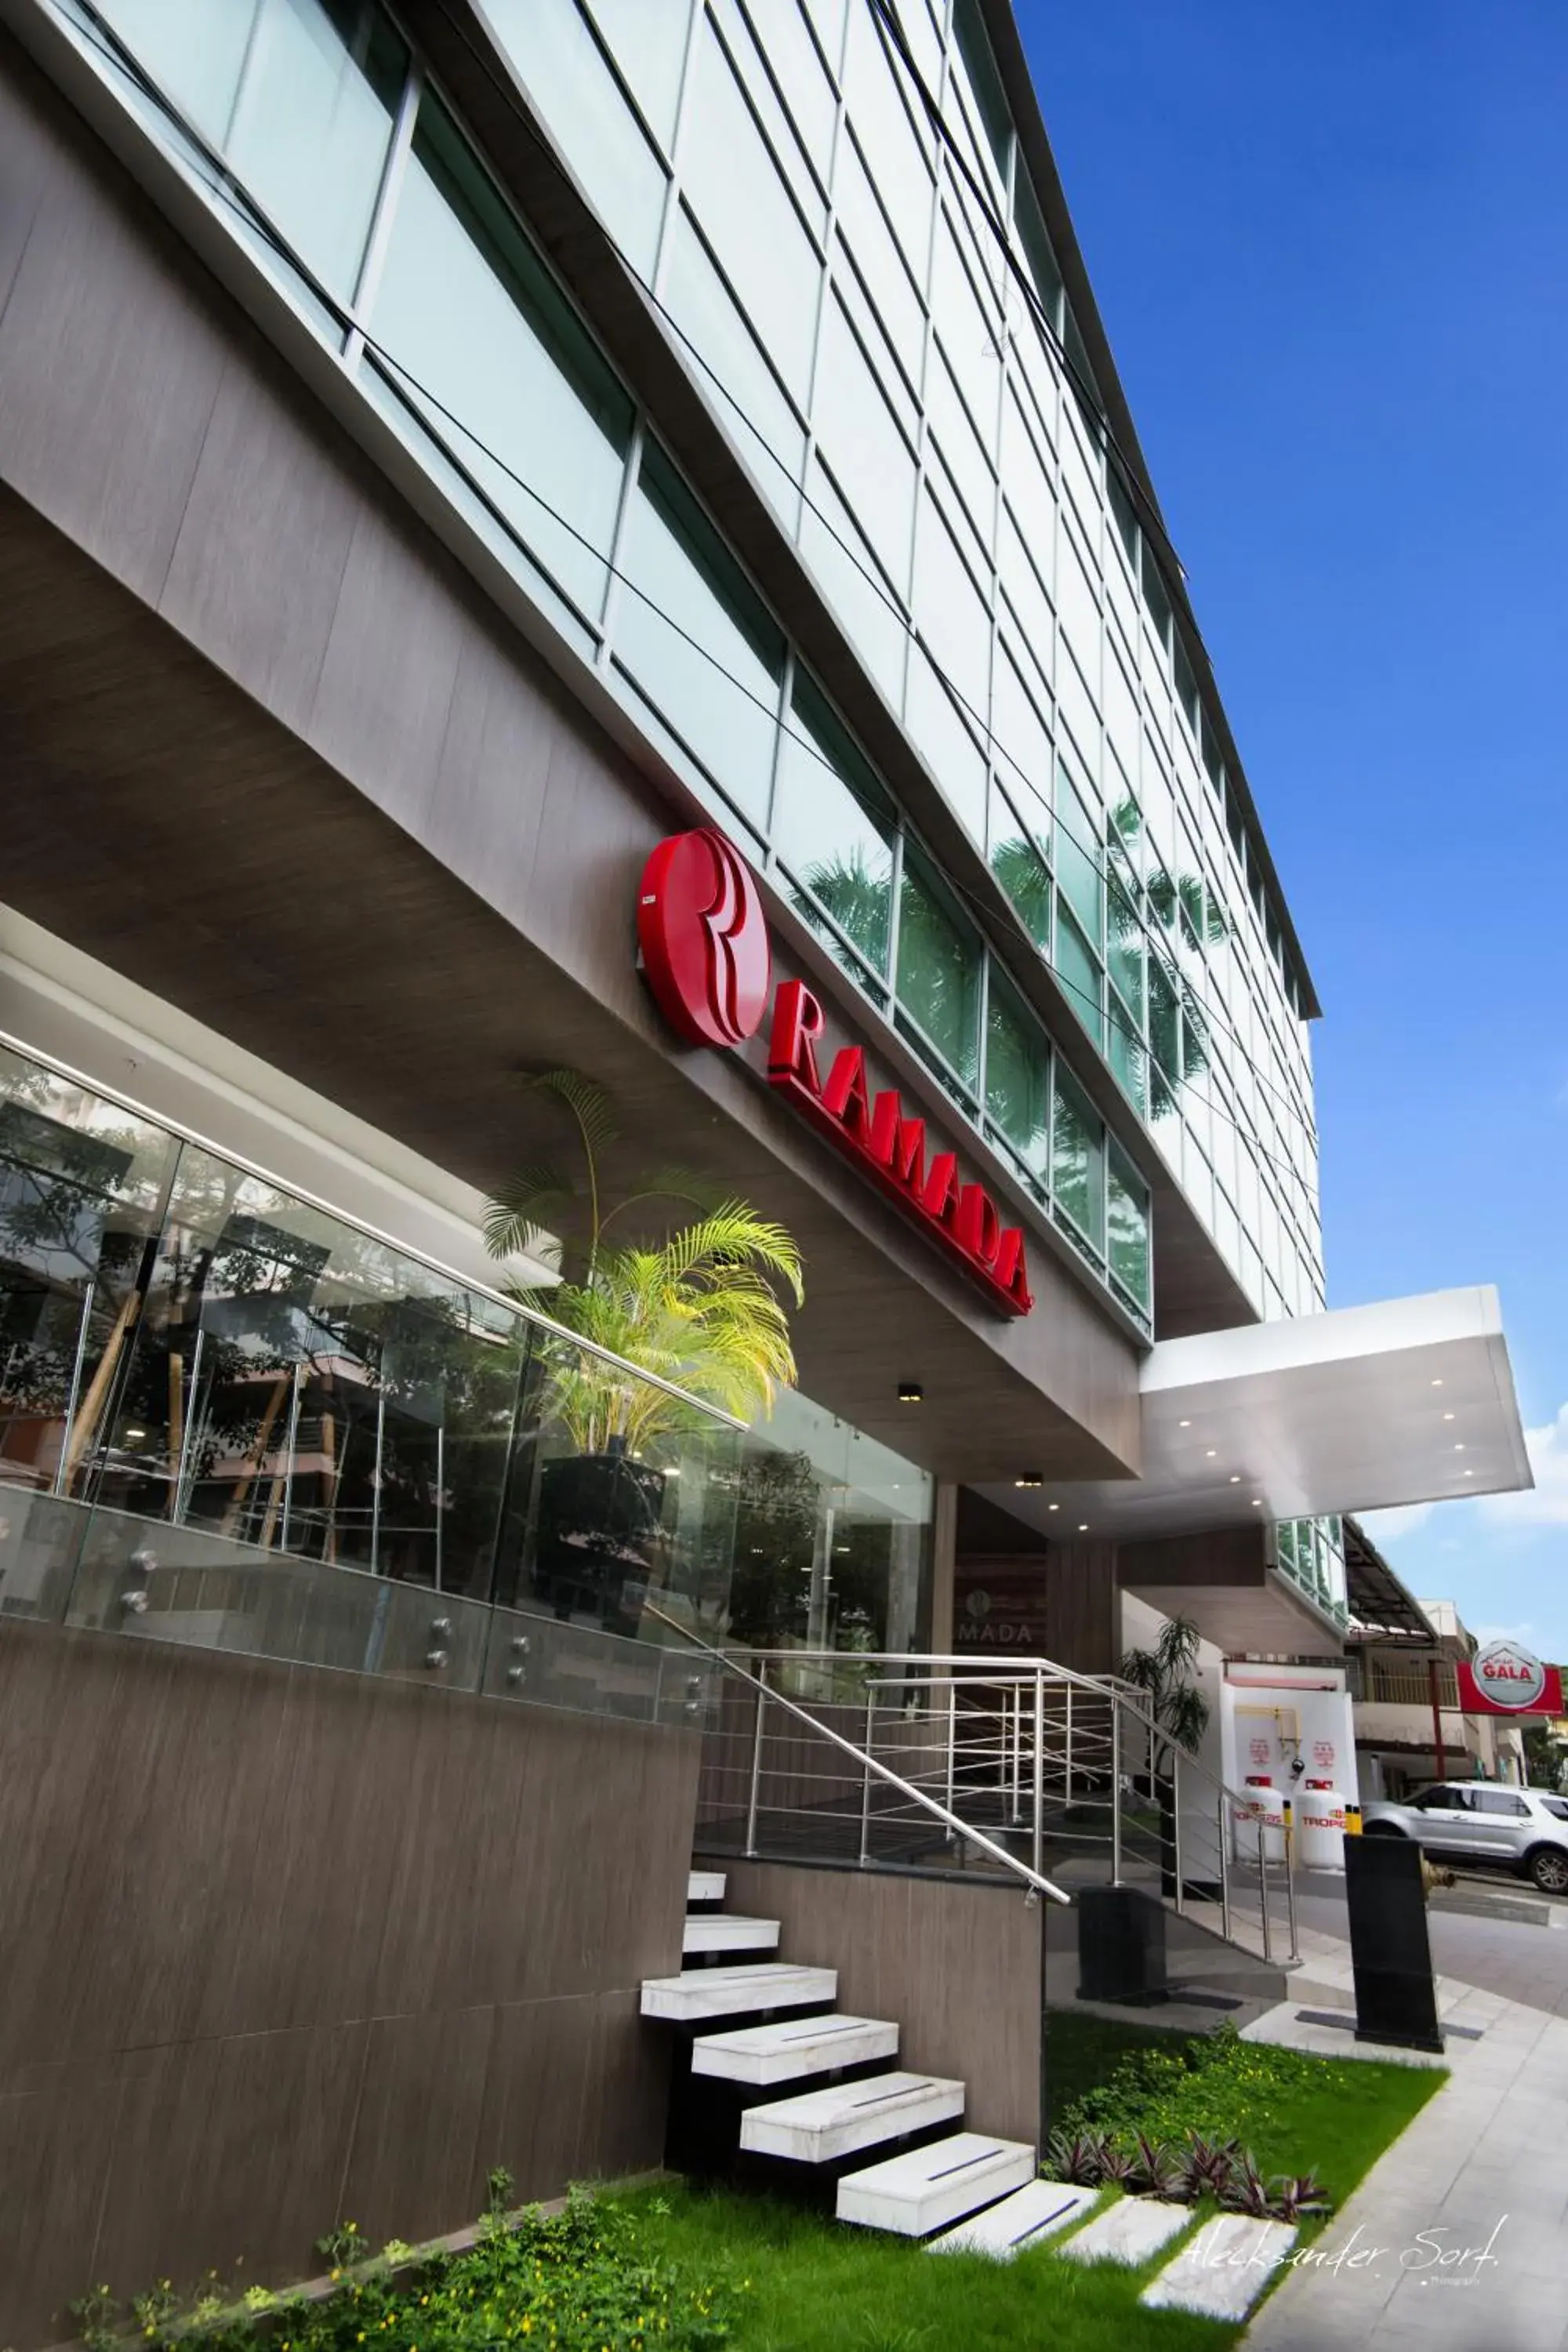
[{"x1": 637, "y1": 829, "x2": 1033, "y2": 1318}]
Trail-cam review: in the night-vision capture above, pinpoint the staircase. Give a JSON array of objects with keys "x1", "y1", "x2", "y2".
[{"x1": 641, "y1": 1867, "x2": 1042, "y2": 2241}]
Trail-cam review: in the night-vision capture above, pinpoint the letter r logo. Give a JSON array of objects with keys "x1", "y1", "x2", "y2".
[{"x1": 637, "y1": 829, "x2": 772, "y2": 1048}]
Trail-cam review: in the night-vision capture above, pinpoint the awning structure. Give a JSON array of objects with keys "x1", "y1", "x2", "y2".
[
  {"x1": 1342, "y1": 1517, "x2": 1437, "y2": 1643},
  {"x1": 981, "y1": 1286, "x2": 1531, "y2": 1544}
]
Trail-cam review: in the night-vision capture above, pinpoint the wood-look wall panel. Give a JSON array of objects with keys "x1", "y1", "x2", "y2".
[
  {"x1": 158, "y1": 359, "x2": 360, "y2": 735},
  {"x1": 720, "y1": 1860, "x2": 1041, "y2": 2148},
  {"x1": 0, "y1": 1621, "x2": 699, "y2": 2345},
  {"x1": 0, "y1": 85, "x2": 227, "y2": 607}
]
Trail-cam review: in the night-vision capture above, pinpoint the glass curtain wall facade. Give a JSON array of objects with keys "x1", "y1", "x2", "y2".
[
  {"x1": 0, "y1": 1045, "x2": 938, "y2": 1650},
  {"x1": 61, "y1": 0, "x2": 1154, "y2": 1333}
]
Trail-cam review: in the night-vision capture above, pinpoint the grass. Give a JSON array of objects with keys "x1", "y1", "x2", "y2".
[
  {"x1": 619, "y1": 2182, "x2": 1244, "y2": 2352},
  {"x1": 1044, "y1": 2009, "x2": 1205, "y2": 2121}
]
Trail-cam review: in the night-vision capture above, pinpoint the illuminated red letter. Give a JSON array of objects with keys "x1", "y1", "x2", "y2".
[
  {"x1": 992, "y1": 1227, "x2": 1034, "y2": 1314},
  {"x1": 921, "y1": 1152, "x2": 963, "y2": 1232},
  {"x1": 822, "y1": 1047, "x2": 873, "y2": 1142},
  {"x1": 956, "y1": 1183, "x2": 1002, "y2": 1269},
  {"x1": 768, "y1": 979, "x2": 826, "y2": 1094}
]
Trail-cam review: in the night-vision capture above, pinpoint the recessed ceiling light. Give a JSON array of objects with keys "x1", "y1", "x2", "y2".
[
  {"x1": 1463, "y1": 1469, "x2": 1474, "y2": 1479},
  {"x1": 1431, "y1": 1378, "x2": 1443, "y2": 1388},
  {"x1": 1454, "y1": 1443, "x2": 1465, "y2": 1453},
  {"x1": 1047, "y1": 1503, "x2": 1060, "y2": 1512},
  {"x1": 1014, "y1": 1472, "x2": 1044, "y2": 1489},
  {"x1": 897, "y1": 1381, "x2": 924, "y2": 1404},
  {"x1": 1206, "y1": 1449, "x2": 1218, "y2": 1459},
  {"x1": 1179, "y1": 1419, "x2": 1192, "y2": 1428},
  {"x1": 1229, "y1": 1474, "x2": 1241, "y2": 1484},
  {"x1": 1077, "y1": 1523, "x2": 1089, "y2": 1532},
  {"x1": 1443, "y1": 1412, "x2": 1454, "y2": 1422}
]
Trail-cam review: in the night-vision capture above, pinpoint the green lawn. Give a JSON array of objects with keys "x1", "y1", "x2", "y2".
[{"x1": 619, "y1": 2182, "x2": 1244, "y2": 2352}]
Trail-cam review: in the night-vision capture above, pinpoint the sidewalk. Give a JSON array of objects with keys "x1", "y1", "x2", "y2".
[{"x1": 1240, "y1": 1925, "x2": 1568, "y2": 2352}]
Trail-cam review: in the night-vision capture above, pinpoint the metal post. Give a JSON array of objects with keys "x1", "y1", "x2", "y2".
[
  {"x1": 945, "y1": 1679, "x2": 956, "y2": 1840},
  {"x1": 1110, "y1": 1699, "x2": 1123, "y2": 1886},
  {"x1": 1064, "y1": 1682, "x2": 1073, "y2": 1802},
  {"x1": 52, "y1": 1279, "x2": 96, "y2": 1497},
  {"x1": 434, "y1": 1421, "x2": 445, "y2": 1593},
  {"x1": 370, "y1": 1389, "x2": 387, "y2": 1571},
  {"x1": 279, "y1": 1360, "x2": 305, "y2": 1555},
  {"x1": 859, "y1": 1690, "x2": 874, "y2": 1867},
  {"x1": 1256, "y1": 1818, "x2": 1273, "y2": 1963},
  {"x1": 172, "y1": 1329, "x2": 205, "y2": 1524},
  {"x1": 1031, "y1": 1668, "x2": 1044, "y2": 1879},
  {"x1": 1011, "y1": 1681, "x2": 1022, "y2": 1825},
  {"x1": 1218, "y1": 1791, "x2": 1232, "y2": 1941},
  {"x1": 746, "y1": 1666, "x2": 767, "y2": 1859},
  {"x1": 1172, "y1": 1746, "x2": 1185, "y2": 1915},
  {"x1": 1428, "y1": 1656, "x2": 1447, "y2": 1784},
  {"x1": 1283, "y1": 1796, "x2": 1300, "y2": 1962}
]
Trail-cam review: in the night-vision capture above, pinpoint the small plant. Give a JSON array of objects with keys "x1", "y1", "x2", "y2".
[
  {"x1": 485, "y1": 2164, "x2": 515, "y2": 2216},
  {"x1": 69, "y1": 2286, "x2": 119, "y2": 2352},
  {"x1": 1218, "y1": 2151, "x2": 1275, "y2": 2218},
  {"x1": 1128, "y1": 2132, "x2": 1180, "y2": 2197},
  {"x1": 1043, "y1": 2127, "x2": 1109, "y2": 2185},
  {"x1": 1269, "y1": 2171, "x2": 1332, "y2": 2223},
  {"x1": 312, "y1": 2219, "x2": 368, "y2": 2274},
  {"x1": 130, "y1": 2281, "x2": 179, "y2": 2340},
  {"x1": 1177, "y1": 2134, "x2": 1243, "y2": 2203},
  {"x1": 1094, "y1": 2139, "x2": 1137, "y2": 2187}
]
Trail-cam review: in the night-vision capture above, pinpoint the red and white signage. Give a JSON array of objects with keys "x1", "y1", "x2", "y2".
[
  {"x1": 637, "y1": 828, "x2": 1033, "y2": 1317},
  {"x1": 1456, "y1": 1639, "x2": 1564, "y2": 1717}
]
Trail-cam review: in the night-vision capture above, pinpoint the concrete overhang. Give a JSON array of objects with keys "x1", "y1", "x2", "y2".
[{"x1": 978, "y1": 1286, "x2": 1533, "y2": 1543}]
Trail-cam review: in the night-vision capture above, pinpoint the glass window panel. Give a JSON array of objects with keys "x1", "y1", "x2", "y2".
[
  {"x1": 1108, "y1": 1145, "x2": 1150, "y2": 1309},
  {"x1": 913, "y1": 489, "x2": 991, "y2": 719},
  {"x1": 1054, "y1": 767, "x2": 1104, "y2": 947},
  {"x1": 833, "y1": 142, "x2": 927, "y2": 397},
  {"x1": 219, "y1": 0, "x2": 407, "y2": 303},
  {"x1": 842, "y1": 2, "x2": 934, "y2": 288},
  {"x1": 927, "y1": 342, "x2": 997, "y2": 556},
  {"x1": 1053, "y1": 904, "x2": 1103, "y2": 1048},
  {"x1": 1109, "y1": 1004, "x2": 1147, "y2": 1116},
  {"x1": 582, "y1": 0, "x2": 691, "y2": 149},
  {"x1": 99, "y1": 0, "x2": 256, "y2": 147},
  {"x1": 989, "y1": 793, "x2": 1051, "y2": 952},
  {"x1": 906, "y1": 644, "x2": 989, "y2": 847},
  {"x1": 985, "y1": 972, "x2": 1049, "y2": 1185},
  {"x1": 663, "y1": 205, "x2": 807, "y2": 524},
  {"x1": 1054, "y1": 639, "x2": 1100, "y2": 779},
  {"x1": 950, "y1": 0, "x2": 1011, "y2": 194},
  {"x1": 486, "y1": 0, "x2": 666, "y2": 277},
  {"x1": 370, "y1": 95, "x2": 634, "y2": 625},
  {"x1": 992, "y1": 637, "x2": 1053, "y2": 832},
  {"x1": 0, "y1": 1051, "x2": 178, "y2": 1499},
  {"x1": 1141, "y1": 541, "x2": 1174, "y2": 659},
  {"x1": 682, "y1": 15, "x2": 823, "y2": 401},
  {"x1": 615, "y1": 445, "x2": 786, "y2": 827},
  {"x1": 1108, "y1": 882, "x2": 1145, "y2": 1025},
  {"x1": 800, "y1": 458, "x2": 909, "y2": 708},
  {"x1": 775, "y1": 674, "x2": 895, "y2": 975},
  {"x1": 897, "y1": 853, "x2": 981, "y2": 1084},
  {"x1": 1052, "y1": 1065, "x2": 1105, "y2": 1250},
  {"x1": 1012, "y1": 168, "x2": 1062, "y2": 337},
  {"x1": 1056, "y1": 517, "x2": 1102, "y2": 699},
  {"x1": 931, "y1": 210, "x2": 1002, "y2": 459},
  {"x1": 709, "y1": 0, "x2": 829, "y2": 229},
  {"x1": 1149, "y1": 952, "x2": 1181, "y2": 1086},
  {"x1": 815, "y1": 293, "x2": 919, "y2": 597}
]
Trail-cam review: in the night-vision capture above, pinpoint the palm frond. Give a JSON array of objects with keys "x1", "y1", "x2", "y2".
[
  {"x1": 520, "y1": 1068, "x2": 618, "y2": 1156},
  {"x1": 482, "y1": 1163, "x2": 575, "y2": 1263}
]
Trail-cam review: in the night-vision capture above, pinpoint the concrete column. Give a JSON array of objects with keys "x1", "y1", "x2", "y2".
[{"x1": 929, "y1": 1479, "x2": 958, "y2": 1653}]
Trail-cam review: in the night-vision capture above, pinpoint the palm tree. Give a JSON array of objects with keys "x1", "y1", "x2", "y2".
[
  {"x1": 483, "y1": 1070, "x2": 804, "y2": 1452},
  {"x1": 1120, "y1": 1613, "x2": 1210, "y2": 1897}
]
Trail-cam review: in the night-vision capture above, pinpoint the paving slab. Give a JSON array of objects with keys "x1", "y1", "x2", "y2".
[
  {"x1": 1142, "y1": 2214, "x2": 1297, "y2": 2320},
  {"x1": 1057, "y1": 2194, "x2": 1191, "y2": 2267},
  {"x1": 927, "y1": 2180, "x2": 1098, "y2": 2259}
]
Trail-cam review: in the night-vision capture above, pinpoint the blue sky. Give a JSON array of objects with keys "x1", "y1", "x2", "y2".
[{"x1": 1013, "y1": 2, "x2": 1568, "y2": 1655}]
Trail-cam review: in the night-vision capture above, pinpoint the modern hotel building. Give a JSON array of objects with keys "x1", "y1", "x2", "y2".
[{"x1": 0, "y1": 0, "x2": 1532, "y2": 2330}]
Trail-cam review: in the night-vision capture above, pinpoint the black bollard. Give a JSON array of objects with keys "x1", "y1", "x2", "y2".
[
  {"x1": 1345, "y1": 1836, "x2": 1443, "y2": 2053},
  {"x1": 1076, "y1": 1884, "x2": 1169, "y2": 2005}
]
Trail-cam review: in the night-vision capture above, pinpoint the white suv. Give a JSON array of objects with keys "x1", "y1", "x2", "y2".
[{"x1": 1362, "y1": 1784, "x2": 1568, "y2": 1893}]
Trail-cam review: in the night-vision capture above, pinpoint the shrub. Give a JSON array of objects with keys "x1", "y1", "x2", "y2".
[{"x1": 89, "y1": 2192, "x2": 738, "y2": 2352}]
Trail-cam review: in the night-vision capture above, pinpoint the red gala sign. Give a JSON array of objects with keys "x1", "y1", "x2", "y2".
[
  {"x1": 637, "y1": 829, "x2": 1033, "y2": 1318},
  {"x1": 1455, "y1": 1639, "x2": 1564, "y2": 1717}
]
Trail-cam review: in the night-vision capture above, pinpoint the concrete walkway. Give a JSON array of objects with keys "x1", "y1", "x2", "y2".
[{"x1": 1241, "y1": 1923, "x2": 1568, "y2": 2352}]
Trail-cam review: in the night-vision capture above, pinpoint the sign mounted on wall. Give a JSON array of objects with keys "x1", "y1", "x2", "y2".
[
  {"x1": 637, "y1": 829, "x2": 1033, "y2": 1318},
  {"x1": 1456, "y1": 1639, "x2": 1564, "y2": 1716}
]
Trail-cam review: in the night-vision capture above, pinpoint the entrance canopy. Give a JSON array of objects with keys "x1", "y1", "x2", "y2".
[{"x1": 984, "y1": 1286, "x2": 1532, "y2": 1544}]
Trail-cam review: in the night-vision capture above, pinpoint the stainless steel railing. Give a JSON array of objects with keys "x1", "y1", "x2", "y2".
[{"x1": 681, "y1": 1639, "x2": 1301, "y2": 1966}]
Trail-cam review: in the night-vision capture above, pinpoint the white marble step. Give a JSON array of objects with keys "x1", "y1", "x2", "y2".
[
  {"x1": 742, "y1": 2070, "x2": 964, "y2": 2163},
  {"x1": 928, "y1": 2180, "x2": 1099, "y2": 2259},
  {"x1": 1141, "y1": 2214, "x2": 1297, "y2": 2318},
  {"x1": 1058, "y1": 2195, "x2": 1191, "y2": 2267},
  {"x1": 682, "y1": 1912, "x2": 781, "y2": 1956},
  {"x1": 837, "y1": 2132, "x2": 1034, "y2": 2237},
  {"x1": 692, "y1": 2013, "x2": 900, "y2": 2086},
  {"x1": 688, "y1": 1870, "x2": 727, "y2": 1905},
  {"x1": 640, "y1": 1962, "x2": 837, "y2": 2023}
]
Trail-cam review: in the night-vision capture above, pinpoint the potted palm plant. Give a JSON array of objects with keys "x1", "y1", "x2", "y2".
[
  {"x1": 1120, "y1": 1613, "x2": 1212, "y2": 1899},
  {"x1": 485, "y1": 1072, "x2": 803, "y2": 1634}
]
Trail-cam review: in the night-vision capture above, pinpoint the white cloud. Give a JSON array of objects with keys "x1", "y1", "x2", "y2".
[
  {"x1": 1479, "y1": 1401, "x2": 1568, "y2": 1529},
  {"x1": 1356, "y1": 1500, "x2": 1436, "y2": 1544}
]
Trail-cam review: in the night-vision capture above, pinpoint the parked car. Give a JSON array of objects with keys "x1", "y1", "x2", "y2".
[{"x1": 1362, "y1": 1783, "x2": 1568, "y2": 1893}]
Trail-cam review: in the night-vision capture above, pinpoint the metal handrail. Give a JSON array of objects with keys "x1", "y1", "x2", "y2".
[{"x1": 647, "y1": 1606, "x2": 1074, "y2": 1906}]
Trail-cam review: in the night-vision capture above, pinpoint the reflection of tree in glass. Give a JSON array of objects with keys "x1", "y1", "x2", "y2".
[
  {"x1": 485, "y1": 1070, "x2": 802, "y2": 1461},
  {"x1": 724, "y1": 1447, "x2": 818, "y2": 1646},
  {"x1": 790, "y1": 853, "x2": 891, "y2": 975}
]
